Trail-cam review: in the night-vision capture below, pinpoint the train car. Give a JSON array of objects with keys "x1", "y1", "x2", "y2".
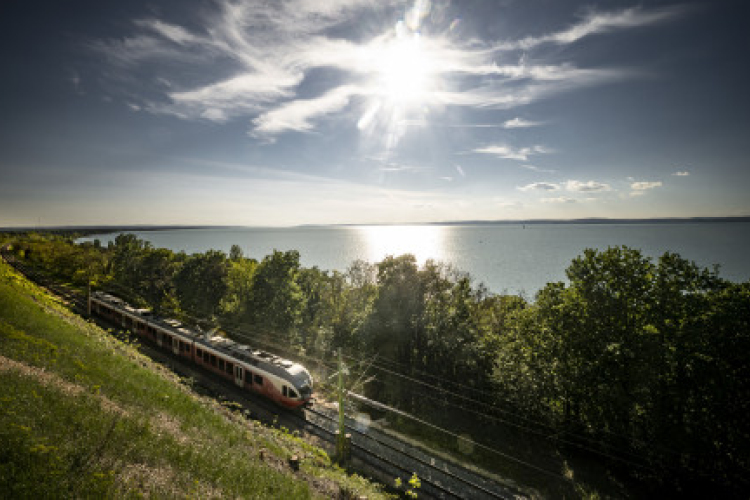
[{"x1": 89, "y1": 291, "x2": 313, "y2": 409}]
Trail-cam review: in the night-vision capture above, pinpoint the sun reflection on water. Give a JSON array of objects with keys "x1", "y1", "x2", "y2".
[{"x1": 357, "y1": 225, "x2": 446, "y2": 264}]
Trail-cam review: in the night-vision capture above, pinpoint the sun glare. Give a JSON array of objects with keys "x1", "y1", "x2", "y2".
[
  {"x1": 358, "y1": 225, "x2": 445, "y2": 264},
  {"x1": 377, "y1": 32, "x2": 432, "y2": 104},
  {"x1": 356, "y1": 1, "x2": 440, "y2": 142}
]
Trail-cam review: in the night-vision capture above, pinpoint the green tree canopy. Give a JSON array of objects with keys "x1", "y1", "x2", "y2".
[
  {"x1": 174, "y1": 250, "x2": 229, "y2": 320},
  {"x1": 245, "y1": 250, "x2": 303, "y2": 335}
]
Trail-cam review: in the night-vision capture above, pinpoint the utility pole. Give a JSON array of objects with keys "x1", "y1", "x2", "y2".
[
  {"x1": 87, "y1": 278, "x2": 92, "y2": 317},
  {"x1": 335, "y1": 348, "x2": 351, "y2": 465}
]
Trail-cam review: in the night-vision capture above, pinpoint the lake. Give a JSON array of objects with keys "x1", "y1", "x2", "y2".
[{"x1": 81, "y1": 222, "x2": 750, "y2": 296}]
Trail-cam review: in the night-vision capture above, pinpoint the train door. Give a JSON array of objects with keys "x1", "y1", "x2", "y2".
[
  {"x1": 234, "y1": 365, "x2": 244, "y2": 387},
  {"x1": 172, "y1": 337, "x2": 180, "y2": 355},
  {"x1": 156, "y1": 330, "x2": 163, "y2": 347}
]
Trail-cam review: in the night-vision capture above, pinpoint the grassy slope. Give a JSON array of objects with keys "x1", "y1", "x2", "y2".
[{"x1": 0, "y1": 257, "x2": 388, "y2": 499}]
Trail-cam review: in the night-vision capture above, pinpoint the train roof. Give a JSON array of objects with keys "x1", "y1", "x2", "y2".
[{"x1": 91, "y1": 291, "x2": 311, "y2": 383}]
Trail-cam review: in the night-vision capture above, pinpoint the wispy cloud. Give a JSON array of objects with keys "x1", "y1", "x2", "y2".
[
  {"x1": 518, "y1": 182, "x2": 560, "y2": 192},
  {"x1": 474, "y1": 144, "x2": 551, "y2": 161},
  {"x1": 565, "y1": 180, "x2": 612, "y2": 192},
  {"x1": 672, "y1": 171, "x2": 690, "y2": 177},
  {"x1": 134, "y1": 19, "x2": 203, "y2": 46},
  {"x1": 542, "y1": 196, "x2": 576, "y2": 204},
  {"x1": 90, "y1": 1, "x2": 682, "y2": 139},
  {"x1": 251, "y1": 85, "x2": 361, "y2": 136},
  {"x1": 503, "y1": 117, "x2": 543, "y2": 129},
  {"x1": 497, "y1": 6, "x2": 683, "y2": 51},
  {"x1": 376, "y1": 162, "x2": 430, "y2": 173},
  {"x1": 520, "y1": 164, "x2": 557, "y2": 173},
  {"x1": 631, "y1": 181, "x2": 663, "y2": 190},
  {"x1": 518, "y1": 179, "x2": 612, "y2": 194}
]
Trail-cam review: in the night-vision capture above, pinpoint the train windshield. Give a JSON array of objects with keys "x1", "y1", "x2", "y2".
[{"x1": 299, "y1": 384, "x2": 312, "y2": 399}]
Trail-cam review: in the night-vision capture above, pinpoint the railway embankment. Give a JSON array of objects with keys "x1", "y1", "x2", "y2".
[{"x1": 0, "y1": 256, "x2": 388, "y2": 499}]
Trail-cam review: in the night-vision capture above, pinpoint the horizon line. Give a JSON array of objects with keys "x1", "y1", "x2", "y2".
[{"x1": 3, "y1": 215, "x2": 750, "y2": 232}]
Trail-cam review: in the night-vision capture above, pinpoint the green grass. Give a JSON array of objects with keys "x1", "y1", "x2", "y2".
[{"x1": 0, "y1": 256, "x2": 390, "y2": 499}]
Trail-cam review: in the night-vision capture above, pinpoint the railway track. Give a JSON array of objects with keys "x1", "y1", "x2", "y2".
[{"x1": 1, "y1": 246, "x2": 526, "y2": 499}]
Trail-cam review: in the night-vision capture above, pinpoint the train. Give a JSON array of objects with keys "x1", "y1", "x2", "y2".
[{"x1": 88, "y1": 291, "x2": 313, "y2": 409}]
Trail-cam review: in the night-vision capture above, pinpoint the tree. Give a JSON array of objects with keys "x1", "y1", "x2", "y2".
[
  {"x1": 110, "y1": 234, "x2": 149, "y2": 297},
  {"x1": 329, "y1": 261, "x2": 377, "y2": 352},
  {"x1": 173, "y1": 250, "x2": 229, "y2": 320},
  {"x1": 362, "y1": 254, "x2": 423, "y2": 362},
  {"x1": 244, "y1": 250, "x2": 304, "y2": 338},
  {"x1": 220, "y1": 255, "x2": 257, "y2": 321},
  {"x1": 229, "y1": 244, "x2": 244, "y2": 261},
  {"x1": 139, "y1": 247, "x2": 179, "y2": 314},
  {"x1": 492, "y1": 245, "x2": 750, "y2": 493}
]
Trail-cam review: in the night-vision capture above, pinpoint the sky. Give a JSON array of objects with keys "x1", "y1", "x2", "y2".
[{"x1": 1, "y1": 0, "x2": 748, "y2": 227}]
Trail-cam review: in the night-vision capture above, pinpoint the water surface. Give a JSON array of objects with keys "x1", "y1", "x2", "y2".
[{"x1": 82, "y1": 222, "x2": 750, "y2": 296}]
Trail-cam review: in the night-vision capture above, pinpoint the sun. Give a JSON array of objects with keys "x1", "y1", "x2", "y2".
[
  {"x1": 366, "y1": 26, "x2": 437, "y2": 107},
  {"x1": 377, "y1": 33, "x2": 432, "y2": 104},
  {"x1": 356, "y1": 9, "x2": 441, "y2": 138}
]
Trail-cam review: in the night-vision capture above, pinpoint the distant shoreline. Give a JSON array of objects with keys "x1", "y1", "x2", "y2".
[
  {"x1": 2, "y1": 216, "x2": 750, "y2": 234},
  {"x1": 327, "y1": 216, "x2": 750, "y2": 228}
]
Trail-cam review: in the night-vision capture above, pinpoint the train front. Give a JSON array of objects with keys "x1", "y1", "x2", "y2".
[{"x1": 287, "y1": 363, "x2": 314, "y2": 407}]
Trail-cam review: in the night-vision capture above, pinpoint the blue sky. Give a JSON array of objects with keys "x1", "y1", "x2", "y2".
[{"x1": 1, "y1": 0, "x2": 748, "y2": 227}]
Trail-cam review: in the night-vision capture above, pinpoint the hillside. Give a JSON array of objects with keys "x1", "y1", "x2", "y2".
[{"x1": 0, "y1": 257, "x2": 388, "y2": 498}]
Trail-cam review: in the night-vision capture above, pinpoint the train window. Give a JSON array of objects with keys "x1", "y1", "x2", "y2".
[
  {"x1": 254, "y1": 374, "x2": 263, "y2": 386},
  {"x1": 203, "y1": 351, "x2": 209, "y2": 363},
  {"x1": 282, "y1": 386, "x2": 288, "y2": 397},
  {"x1": 289, "y1": 389, "x2": 298, "y2": 399},
  {"x1": 196, "y1": 348, "x2": 202, "y2": 357},
  {"x1": 218, "y1": 359, "x2": 224, "y2": 370},
  {"x1": 225, "y1": 362, "x2": 233, "y2": 374},
  {"x1": 210, "y1": 354, "x2": 217, "y2": 367}
]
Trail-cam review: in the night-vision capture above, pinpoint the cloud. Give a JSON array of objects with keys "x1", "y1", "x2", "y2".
[
  {"x1": 542, "y1": 197, "x2": 576, "y2": 204},
  {"x1": 521, "y1": 180, "x2": 612, "y2": 199},
  {"x1": 520, "y1": 164, "x2": 557, "y2": 173},
  {"x1": 251, "y1": 85, "x2": 360, "y2": 135},
  {"x1": 377, "y1": 162, "x2": 429, "y2": 173},
  {"x1": 474, "y1": 144, "x2": 550, "y2": 161},
  {"x1": 631, "y1": 181, "x2": 663, "y2": 190},
  {"x1": 498, "y1": 6, "x2": 683, "y2": 51},
  {"x1": 90, "y1": 1, "x2": 682, "y2": 139},
  {"x1": 134, "y1": 19, "x2": 203, "y2": 46},
  {"x1": 503, "y1": 117, "x2": 542, "y2": 129},
  {"x1": 459, "y1": 63, "x2": 622, "y2": 82},
  {"x1": 565, "y1": 180, "x2": 611, "y2": 192},
  {"x1": 518, "y1": 182, "x2": 560, "y2": 192},
  {"x1": 672, "y1": 171, "x2": 690, "y2": 177}
]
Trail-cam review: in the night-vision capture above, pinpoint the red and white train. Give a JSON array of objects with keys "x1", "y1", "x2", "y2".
[{"x1": 89, "y1": 291, "x2": 313, "y2": 409}]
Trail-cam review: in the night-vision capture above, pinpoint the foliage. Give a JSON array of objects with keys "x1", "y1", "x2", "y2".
[
  {"x1": 494, "y1": 246, "x2": 749, "y2": 494},
  {"x1": 7, "y1": 233, "x2": 750, "y2": 496},
  {"x1": 0, "y1": 257, "x2": 390, "y2": 499},
  {"x1": 244, "y1": 249, "x2": 304, "y2": 337},
  {"x1": 174, "y1": 249, "x2": 229, "y2": 320}
]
